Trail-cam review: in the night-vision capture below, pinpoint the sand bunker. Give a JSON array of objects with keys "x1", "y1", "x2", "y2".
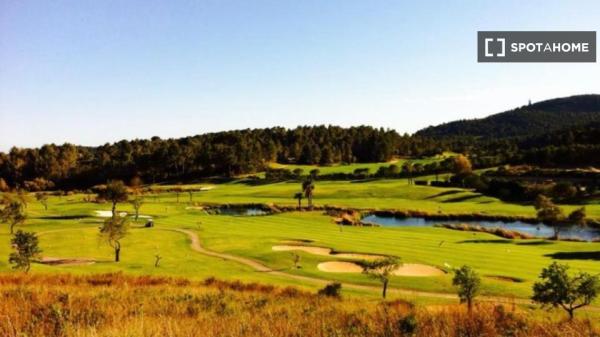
[
  {"x1": 272, "y1": 245, "x2": 383, "y2": 260},
  {"x1": 273, "y1": 245, "x2": 331, "y2": 256},
  {"x1": 394, "y1": 264, "x2": 446, "y2": 276},
  {"x1": 185, "y1": 206, "x2": 204, "y2": 210},
  {"x1": 317, "y1": 261, "x2": 364, "y2": 273},
  {"x1": 317, "y1": 261, "x2": 445, "y2": 276},
  {"x1": 94, "y1": 210, "x2": 127, "y2": 218},
  {"x1": 39, "y1": 257, "x2": 96, "y2": 266},
  {"x1": 333, "y1": 253, "x2": 383, "y2": 261},
  {"x1": 94, "y1": 210, "x2": 151, "y2": 219}
]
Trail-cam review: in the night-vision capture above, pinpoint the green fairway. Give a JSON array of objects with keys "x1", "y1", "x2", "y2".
[
  {"x1": 154, "y1": 177, "x2": 600, "y2": 218},
  {"x1": 1, "y1": 183, "x2": 599, "y2": 304},
  {"x1": 268, "y1": 154, "x2": 450, "y2": 175}
]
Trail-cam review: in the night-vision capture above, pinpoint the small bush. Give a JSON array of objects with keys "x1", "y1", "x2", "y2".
[
  {"x1": 318, "y1": 282, "x2": 342, "y2": 298},
  {"x1": 397, "y1": 313, "x2": 418, "y2": 335}
]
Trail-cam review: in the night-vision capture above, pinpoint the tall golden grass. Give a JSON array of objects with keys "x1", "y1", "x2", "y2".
[{"x1": 0, "y1": 273, "x2": 597, "y2": 337}]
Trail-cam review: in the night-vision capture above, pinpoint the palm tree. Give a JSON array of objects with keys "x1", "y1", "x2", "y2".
[
  {"x1": 302, "y1": 180, "x2": 315, "y2": 210},
  {"x1": 293, "y1": 192, "x2": 303, "y2": 210}
]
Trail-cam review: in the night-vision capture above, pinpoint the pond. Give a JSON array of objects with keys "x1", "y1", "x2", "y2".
[
  {"x1": 214, "y1": 207, "x2": 270, "y2": 216},
  {"x1": 361, "y1": 214, "x2": 600, "y2": 241}
]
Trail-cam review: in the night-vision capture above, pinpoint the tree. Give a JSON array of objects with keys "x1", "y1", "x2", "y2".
[
  {"x1": 188, "y1": 190, "x2": 194, "y2": 203},
  {"x1": 302, "y1": 180, "x2": 315, "y2": 210},
  {"x1": 362, "y1": 256, "x2": 401, "y2": 299},
  {"x1": 98, "y1": 180, "x2": 129, "y2": 218},
  {"x1": 99, "y1": 216, "x2": 129, "y2": 262},
  {"x1": 293, "y1": 192, "x2": 303, "y2": 210},
  {"x1": 552, "y1": 182, "x2": 577, "y2": 199},
  {"x1": 9, "y1": 230, "x2": 42, "y2": 272},
  {"x1": 532, "y1": 262, "x2": 599, "y2": 320},
  {"x1": 309, "y1": 169, "x2": 320, "y2": 180},
  {"x1": 402, "y1": 162, "x2": 414, "y2": 185},
  {"x1": 35, "y1": 192, "x2": 48, "y2": 211},
  {"x1": 173, "y1": 187, "x2": 183, "y2": 203},
  {"x1": 430, "y1": 162, "x2": 440, "y2": 182},
  {"x1": 1, "y1": 199, "x2": 26, "y2": 234},
  {"x1": 292, "y1": 168, "x2": 304, "y2": 179},
  {"x1": 453, "y1": 154, "x2": 472, "y2": 175},
  {"x1": 534, "y1": 195, "x2": 565, "y2": 239},
  {"x1": 291, "y1": 252, "x2": 301, "y2": 269},
  {"x1": 568, "y1": 207, "x2": 587, "y2": 226},
  {"x1": 130, "y1": 197, "x2": 144, "y2": 221},
  {"x1": 452, "y1": 265, "x2": 481, "y2": 312}
]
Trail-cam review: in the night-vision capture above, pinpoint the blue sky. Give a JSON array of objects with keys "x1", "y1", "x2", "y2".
[{"x1": 1, "y1": 0, "x2": 599, "y2": 150}]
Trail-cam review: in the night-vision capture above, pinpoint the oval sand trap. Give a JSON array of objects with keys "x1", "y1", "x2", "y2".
[
  {"x1": 272, "y1": 245, "x2": 383, "y2": 260},
  {"x1": 394, "y1": 263, "x2": 446, "y2": 276},
  {"x1": 273, "y1": 245, "x2": 332, "y2": 256},
  {"x1": 317, "y1": 261, "x2": 363, "y2": 273},
  {"x1": 333, "y1": 252, "x2": 383, "y2": 261},
  {"x1": 94, "y1": 210, "x2": 128, "y2": 218},
  {"x1": 317, "y1": 261, "x2": 445, "y2": 277}
]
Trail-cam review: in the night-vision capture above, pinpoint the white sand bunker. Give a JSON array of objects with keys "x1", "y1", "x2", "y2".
[
  {"x1": 272, "y1": 245, "x2": 383, "y2": 261},
  {"x1": 94, "y1": 210, "x2": 151, "y2": 219},
  {"x1": 185, "y1": 206, "x2": 205, "y2": 210},
  {"x1": 317, "y1": 261, "x2": 364, "y2": 273},
  {"x1": 39, "y1": 257, "x2": 96, "y2": 266},
  {"x1": 317, "y1": 261, "x2": 445, "y2": 277},
  {"x1": 273, "y1": 245, "x2": 332, "y2": 256},
  {"x1": 394, "y1": 264, "x2": 446, "y2": 276},
  {"x1": 94, "y1": 210, "x2": 127, "y2": 218}
]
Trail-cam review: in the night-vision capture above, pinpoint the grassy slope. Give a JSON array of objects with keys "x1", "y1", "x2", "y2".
[
  {"x1": 156, "y1": 177, "x2": 600, "y2": 218},
  {"x1": 268, "y1": 155, "x2": 447, "y2": 175}
]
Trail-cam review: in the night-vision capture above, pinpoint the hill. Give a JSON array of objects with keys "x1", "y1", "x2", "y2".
[{"x1": 416, "y1": 94, "x2": 600, "y2": 139}]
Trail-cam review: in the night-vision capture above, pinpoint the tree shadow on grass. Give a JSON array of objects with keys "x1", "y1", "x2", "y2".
[
  {"x1": 456, "y1": 239, "x2": 512, "y2": 244},
  {"x1": 442, "y1": 194, "x2": 483, "y2": 203},
  {"x1": 544, "y1": 251, "x2": 600, "y2": 261},
  {"x1": 39, "y1": 215, "x2": 91, "y2": 220},
  {"x1": 516, "y1": 240, "x2": 555, "y2": 246},
  {"x1": 424, "y1": 190, "x2": 462, "y2": 200}
]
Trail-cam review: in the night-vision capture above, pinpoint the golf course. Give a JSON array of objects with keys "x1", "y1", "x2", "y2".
[{"x1": 2, "y1": 167, "x2": 599, "y2": 306}]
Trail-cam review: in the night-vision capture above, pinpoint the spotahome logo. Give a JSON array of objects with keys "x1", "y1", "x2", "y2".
[{"x1": 478, "y1": 31, "x2": 596, "y2": 62}]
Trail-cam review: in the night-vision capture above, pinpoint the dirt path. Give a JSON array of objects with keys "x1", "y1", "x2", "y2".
[{"x1": 165, "y1": 228, "x2": 535, "y2": 305}]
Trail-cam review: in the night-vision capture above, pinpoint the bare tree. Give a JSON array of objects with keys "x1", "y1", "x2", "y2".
[
  {"x1": 291, "y1": 252, "x2": 301, "y2": 269},
  {"x1": 130, "y1": 197, "x2": 144, "y2": 221}
]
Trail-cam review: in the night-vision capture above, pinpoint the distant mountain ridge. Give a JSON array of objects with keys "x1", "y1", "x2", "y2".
[{"x1": 416, "y1": 94, "x2": 600, "y2": 139}]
